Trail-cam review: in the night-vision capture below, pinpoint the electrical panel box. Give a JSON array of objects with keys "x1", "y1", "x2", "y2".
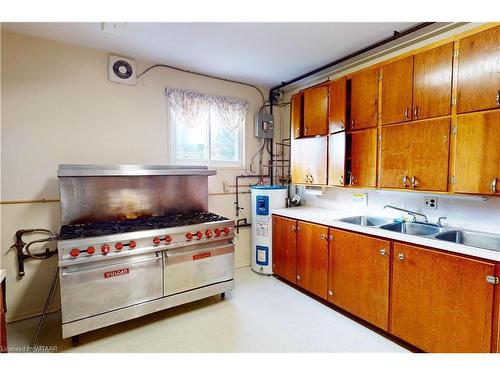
[{"x1": 255, "y1": 113, "x2": 274, "y2": 138}]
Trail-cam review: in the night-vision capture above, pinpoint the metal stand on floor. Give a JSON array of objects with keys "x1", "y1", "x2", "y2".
[{"x1": 31, "y1": 269, "x2": 59, "y2": 348}]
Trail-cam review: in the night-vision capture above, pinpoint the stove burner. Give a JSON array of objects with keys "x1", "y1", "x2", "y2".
[{"x1": 59, "y1": 211, "x2": 229, "y2": 240}]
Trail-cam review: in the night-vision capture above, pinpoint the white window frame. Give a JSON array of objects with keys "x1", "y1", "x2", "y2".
[{"x1": 168, "y1": 103, "x2": 245, "y2": 169}]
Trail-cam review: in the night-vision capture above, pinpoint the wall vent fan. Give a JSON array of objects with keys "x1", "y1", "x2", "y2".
[{"x1": 108, "y1": 55, "x2": 136, "y2": 85}]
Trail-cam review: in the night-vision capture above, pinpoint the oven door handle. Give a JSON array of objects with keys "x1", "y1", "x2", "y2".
[
  {"x1": 60, "y1": 252, "x2": 161, "y2": 278},
  {"x1": 166, "y1": 244, "x2": 234, "y2": 259}
]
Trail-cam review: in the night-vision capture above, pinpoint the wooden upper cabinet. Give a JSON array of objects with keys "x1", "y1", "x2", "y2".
[
  {"x1": 381, "y1": 56, "x2": 414, "y2": 125},
  {"x1": 409, "y1": 118, "x2": 450, "y2": 191},
  {"x1": 413, "y1": 43, "x2": 454, "y2": 119},
  {"x1": 291, "y1": 92, "x2": 303, "y2": 139},
  {"x1": 453, "y1": 111, "x2": 500, "y2": 195},
  {"x1": 349, "y1": 67, "x2": 379, "y2": 129},
  {"x1": 328, "y1": 229, "x2": 391, "y2": 330},
  {"x1": 291, "y1": 136, "x2": 328, "y2": 185},
  {"x1": 390, "y1": 242, "x2": 496, "y2": 353},
  {"x1": 296, "y1": 221, "x2": 329, "y2": 299},
  {"x1": 328, "y1": 132, "x2": 346, "y2": 186},
  {"x1": 272, "y1": 215, "x2": 297, "y2": 283},
  {"x1": 457, "y1": 25, "x2": 500, "y2": 114},
  {"x1": 347, "y1": 128, "x2": 377, "y2": 187},
  {"x1": 380, "y1": 119, "x2": 450, "y2": 191},
  {"x1": 328, "y1": 78, "x2": 347, "y2": 133},
  {"x1": 303, "y1": 85, "x2": 329, "y2": 136}
]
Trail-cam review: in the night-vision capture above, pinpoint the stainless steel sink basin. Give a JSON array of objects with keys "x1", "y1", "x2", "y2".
[
  {"x1": 379, "y1": 222, "x2": 442, "y2": 236},
  {"x1": 338, "y1": 216, "x2": 394, "y2": 227},
  {"x1": 435, "y1": 230, "x2": 500, "y2": 252}
]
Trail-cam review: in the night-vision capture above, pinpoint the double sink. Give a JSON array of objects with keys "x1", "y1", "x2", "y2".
[{"x1": 337, "y1": 216, "x2": 500, "y2": 252}]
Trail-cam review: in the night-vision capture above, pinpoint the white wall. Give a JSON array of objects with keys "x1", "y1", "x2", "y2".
[{"x1": 0, "y1": 30, "x2": 273, "y2": 321}]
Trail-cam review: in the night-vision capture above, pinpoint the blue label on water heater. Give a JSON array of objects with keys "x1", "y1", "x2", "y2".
[
  {"x1": 256, "y1": 195, "x2": 269, "y2": 216},
  {"x1": 256, "y1": 245, "x2": 269, "y2": 266}
]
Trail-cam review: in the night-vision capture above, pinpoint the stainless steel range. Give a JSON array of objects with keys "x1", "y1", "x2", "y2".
[{"x1": 56, "y1": 165, "x2": 234, "y2": 341}]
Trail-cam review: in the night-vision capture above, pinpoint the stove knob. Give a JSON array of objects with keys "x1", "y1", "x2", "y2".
[
  {"x1": 86, "y1": 247, "x2": 95, "y2": 255},
  {"x1": 196, "y1": 231, "x2": 203, "y2": 239},
  {"x1": 129, "y1": 240, "x2": 137, "y2": 248},
  {"x1": 153, "y1": 237, "x2": 161, "y2": 245},
  {"x1": 70, "y1": 248, "x2": 80, "y2": 257},
  {"x1": 186, "y1": 232, "x2": 193, "y2": 240},
  {"x1": 115, "y1": 242, "x2": 123, "y2": 251},
  {"x1": 223, "y1": 227, "x2": 231, "y2": 235},
  {"x1": 101, "y1": 245, "x2": 110, "y2": 255},
  {"x1": 165, "y1": 235, "x2": 172, "y2": 243},
  {"x1": 215, "y1": 228, "x2": 222, "y2": 236},
  {"x1": 205, "y1": 230, "x2": 212, "y2": 238}
]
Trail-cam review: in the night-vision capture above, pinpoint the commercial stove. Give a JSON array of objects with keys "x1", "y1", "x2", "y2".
[{"x1": 57, "y1": 165, "x2": 234, "y2": 340}]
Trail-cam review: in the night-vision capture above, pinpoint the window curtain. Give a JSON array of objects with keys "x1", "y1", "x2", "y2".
[{"x1": 166, "y1": 88, "x2": 249, "y2": 130}]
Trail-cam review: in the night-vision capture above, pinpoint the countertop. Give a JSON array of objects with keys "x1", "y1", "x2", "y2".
[
  {"x1": 0, "y1": 269, "x2": 5, "y2": 284},
  {"x1": 272, "y1": 206, "x2": 500, "y2": 262}
]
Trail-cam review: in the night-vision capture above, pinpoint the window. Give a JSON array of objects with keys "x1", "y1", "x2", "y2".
[{"x1": 167, "y1": 88, "x2": 247, "y2": 167}]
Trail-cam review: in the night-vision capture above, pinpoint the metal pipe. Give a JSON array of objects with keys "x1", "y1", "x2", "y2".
[{"x1": 234, "y1": 174, "x2": 269, "y2": 217}]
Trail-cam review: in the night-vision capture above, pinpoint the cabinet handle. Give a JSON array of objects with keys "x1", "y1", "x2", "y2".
[
  {"x1": 413, "y1": 106, "x2": 419, "y2": 119},
  {"x1": 290, "y1": 226, "x2": 295, "y2": 231},
  {"x1": 350, "y1": 175, "x2": 356, "y2": 186},
  {"x1": 340, "y1": 121, "x2": 345, "y2": 130},
  {"x1": 328, "y1": 290, "x2": 333, "y2": 296},
  {"x1": 496, "y1": 90, "x2": 500, "y2": 107},
  {"x1": 411, "y1": 176, "x2": 418, "y2": 189},
  {"x1": 305, "y1": 174, "x2": 309, "y2": 183},
  {"x1": 339, "y1": 175, "x2": 344, "y2": 185},
  {"x1": 305, "y1": 126, "x2": 309, "y2": 134},
  {"x1": 379, "y1": 249, "x2": 387, "y2": 256},
  {"x1": 492, "y1": 178, "x2": 498, "y2": 193},
  {"x1": 404, "y1": 108, "x2": 409, "y2": 120},
  {"x1": 297, "y1": 275, "x2": 301, "y2": 280},
  {"x1": 402, "y1": 176, "x2": 408, "y2": 188},
  {"x1": 351, "y1": 119, "x2": 355, "y2": 129},
  {"x1": 320, "y1": 234, "x2": 328, "y2": 240},
  {"x1": 398, "y1": 253, "x2": 405, "y2": 261},
  {"x1": 309, "y1": 175, "x2": 314, "y2": 183},
  {"x1": 329, "y1": 235, "x2": 334, "y2": 241}
]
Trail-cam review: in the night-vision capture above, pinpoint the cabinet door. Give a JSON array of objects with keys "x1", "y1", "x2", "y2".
[
  {"x1": 328, "y1": 229, "x2": 391, "y2": 330},
  {"x1": 457, "y1": 25, "x2": 500, "y2": 114},
  {"x1": 348, "y1": 129, "x2": 377, "y2": 187},
  {"x1": 409, "y1": 118, "x2": 450, "y2": 191},
  {"x1": 272, "y1": 215, "x2": 297, "y2": 283},
  {"x1": 291, "y1": 136, "x2": 328, "y2": 185},
  {"x1": 328, "y1": 78, "x2": 346, "y2": 133},
  {"x1": 381, "y1": 119, "x2": 450, "y2": 191},
  {"x1": 413, "y1": 43, "x2": 454, "y2": 119},
  {"x1": 453, "y1": 111, "x2": 500, "y2": 195},
  {"x1": 381, "y1": 56, "x2": 414, "y2": 125},
  {"x1": 328, "y1": 132, "x2": 346, "y2": 186},
  {"x1": 296, "y1": 221, "x2": 329, "y2": 299},
  {"x1": 391, "y1": 243, "x2": 495, "y2": 353},
  {"x1": 380, "y1": 124, "x2": 412, "y2": 189},
  {"x1": 303, "y1": 85, "x2": 328, "y2": 136},
  {"x1": 291, "y1": 92, "x2": 303, "y2": 139},
  {"x1": 350, "y1": 68, "x2": 379, "y2": 130},
  {"x1": 493, "y1": 265, "x2": 500, "y2": 353}
]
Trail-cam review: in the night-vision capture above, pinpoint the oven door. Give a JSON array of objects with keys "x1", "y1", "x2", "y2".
[
  {"x1": 60, "y1": 252, "x2": 163, "y2": 323},
  {"x1": 164, "y1": 241, "x2": 234, "y2": 296}
]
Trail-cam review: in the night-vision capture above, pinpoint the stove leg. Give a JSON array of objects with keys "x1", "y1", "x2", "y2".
[
  {"x1": 221, "y1": 292, "x2": 226, "y2": 300},
  {"x1": 71, "y1": 335, "x2": 80, "y2": 347}
]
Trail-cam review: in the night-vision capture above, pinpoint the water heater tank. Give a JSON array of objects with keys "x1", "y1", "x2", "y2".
[{"x1": 250, "y1": 185, "x2": 287, "y2": 275}]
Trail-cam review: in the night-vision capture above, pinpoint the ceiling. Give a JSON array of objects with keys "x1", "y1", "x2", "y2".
[{"x1": 3, "y1": 22, "x2": 417, "y2": 87}]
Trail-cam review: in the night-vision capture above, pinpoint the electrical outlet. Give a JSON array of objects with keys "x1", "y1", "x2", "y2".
[
  {"x1": 424, "y1": 196, "x2": 438, "y2": 210},
  {"x1": 223, "y1": 182, "x2": 230, "y2": 194}
]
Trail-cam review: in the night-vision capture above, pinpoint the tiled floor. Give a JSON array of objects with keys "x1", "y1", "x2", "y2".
[{"x1": 7, "y1": 266, "x2": 408, "y2": 352}]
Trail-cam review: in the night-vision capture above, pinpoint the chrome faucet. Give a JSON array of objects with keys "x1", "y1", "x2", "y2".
[{"x1": 383, "y1": 205, "x2": 429, "y2": 223}]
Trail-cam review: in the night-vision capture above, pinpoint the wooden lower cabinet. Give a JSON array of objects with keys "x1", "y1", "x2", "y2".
[
  {"x1": 390, "y1": 242, "x2": 496, "y2": 353},
  {"x1": 328, "y1": 229, "x2": 391, "y2": 330},
  {"x1": 296, "y1": 221, "x2": 329, "y2": 299},
  {"x1": 272, "y1": 215, "x2": 297, "y2": 284}
]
